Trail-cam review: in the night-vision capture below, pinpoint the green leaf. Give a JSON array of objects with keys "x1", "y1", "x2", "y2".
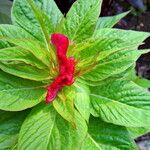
[
  {"x1": 90, "y1": 79, "x2": 150, "y2": 127},
  {"x1": 0, "y1": 62, "x2": 50, "y2": 81},
  {"x1": 34, "y1": 0, "x2": 63, "y2": 27},
  {"x1": 0, "y1": 71, "x2": 46, "y2": 111},
  {"x1": 80, "y1": 134, "x2": 102, "y2": 150},
  {"x1": 18, "y1": 104, "x2": 87, "y2": 150},
  {"x1": 96, "y1": 12, "x2": 129, "y2": 29},
  {"x1": 0, "y1": 25, "x2": 33, "y2": 48},
  {"x1": 82, "y1": 117, "x2": 137, "y2": 150},
  {"x1": 94, "y1": 28, "x2": 150, "y2": 44},
  {"x1": 0, "y1": 40, "x2": 51, "y2": 80},
  {"x1": 3, "y1": 38, "x2": 50, "y2": 67},
  {"x1": 0, "y1": 110, "x2": 29, "y2": 150},
  {"x1": 0, "y1": 46, "x2": 47, "y2": 69},
  {"x1": 126, "y1": 50, "x2": 150, "y2": 88},
  {"x1": 12, "y1": 144, "x2": 18, "y2": 150},
  {"x1": 75, "y1": 40, "x2": 137, "y2": 71},
  {"x1": 12, "y1": 0, "x2": 58, "y2": 48},
  {"x1": 127, "y1": 67, "x2": 150, "y2": 88},
  {"x1": 79, "y1": 66, "x2": 134, "y2": 87},
  {"x1": 74, "y1": 82, "x2": 91, "y2": 122},
  {"x1": 75, "y1": 29, "x2": 149, "y2": 61},
  {"x1": 82, "y1": 49, "x2": 141, "y2": 84},
  {"x1": 77, "y1": 30, "x2": 149, "y2": 85},
  {"x1": 26, "y1": 0, "x2": 54, "y2": 51},
  {"x1": 132, "y1": 77, "x2": 150, "y2": 88},
  {"x1": 53, "y1": 86, "x2": 75, "y2": 125},
  {"x1": 127, "y1": 127, "x2": 150, "y2": 139},
  {"x1": 74, "y1": 38, "x2": 138, "y2": 82},
  {"x1": 63, "y1": 0, "x2": 102, "y2": 42}
]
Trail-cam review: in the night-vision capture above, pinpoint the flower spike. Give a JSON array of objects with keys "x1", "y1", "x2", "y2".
[{"x1": 46, "y1": 33, "x2": 76, "y2": 103}]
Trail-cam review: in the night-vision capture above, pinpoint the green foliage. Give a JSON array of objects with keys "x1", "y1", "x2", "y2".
[
  {"x1": 86, "y1": 117, "x2": 138, "y2": 150},
  {"x1": 18, "y1": 104, "x2": 87, "y2": 150},
  {"x1": 0, "y1": 0, "x2": 150, "y2": 149},
  {"x1": 0, "y1": 110, "x2": 29, "y2": 149},
  {"x1": 63, "y1": 0, "x2": 102, "y2": 42},
  {"x1": 0, "y1": 71, "x2": 46, "y2": 111},
  {"x1": 90, "y1": 79, "x2": 150, "y2": 127},
  {"x1": 74, "y1": 82, "x2": 91, "y2": 122},
  {"x1": 96, "y1": 11, "x2": 129, "y2": 29},
  {"x1": 53, "y1": 86, "x2": 75, "y2": 125}
]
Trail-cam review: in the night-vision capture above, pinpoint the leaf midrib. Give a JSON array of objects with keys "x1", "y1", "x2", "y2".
[
  {"x1": 90, "y1": 93, "x2": 150, "y2": 114},
  {"x1": 88, "y1": 134, "x2": 101, "y2": 150}
]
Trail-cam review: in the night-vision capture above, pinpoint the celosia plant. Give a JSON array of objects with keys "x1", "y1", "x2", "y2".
[{"x1": 0, "y1": 0, "x2": 150, "y2": 149}]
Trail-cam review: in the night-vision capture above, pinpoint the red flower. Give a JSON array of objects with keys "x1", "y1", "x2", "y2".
[{"x1": 46, "y1": 33, "x2": 76, "y2": 103}]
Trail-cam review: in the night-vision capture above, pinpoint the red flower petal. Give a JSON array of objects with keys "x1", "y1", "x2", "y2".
[
  {"x1": 46, "y1": 33, "x2": 75, "y2": 103},
  {"x1": 51, "y1": 33, "x2": 69, "y2": 57},
  {"x1": 46, "y1": 76, "x2": 63, "y2": 103}
]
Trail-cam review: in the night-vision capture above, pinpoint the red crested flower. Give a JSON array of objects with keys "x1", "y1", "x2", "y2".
[{"x1": 46, "y1": 33, "x2": 76, "y2": 103}]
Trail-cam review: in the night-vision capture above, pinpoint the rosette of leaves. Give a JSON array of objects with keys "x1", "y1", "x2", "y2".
[{"x1": 0, "y1": 0, "x2": 150, "y2": 149}]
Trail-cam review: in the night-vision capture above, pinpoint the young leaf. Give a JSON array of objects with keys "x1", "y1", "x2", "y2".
[
  {"x1": 82, "y1": 49, "x2": 140, "y2": 83},
  {"x1": 53, "y1": 86, "x2": 75, "y2": 125},
  {"x1": 63, "y1": 0, "x2": 102, "y2": 42},
  {"x1": 80, "y1": 65, "x2": 135, "y2": 87},
  {"x1": 76, "y1": 29, "x2": 149, "y2": 60},
  {"x1": 96, "y1": 11, "x2": 129, "y2": 29},
  {"x1": 78, "y1": 30, "x2": 149, "y2": 84},
  {"x1": 18, "y1": 104, "x2": 87, "y2": 150},
  {"x1": 82, "y1": 117, "x2": 138, "y2": 150},
  {"x1": 0, "y1": 71, "x2": 46, "y2": 111},
  {"x1": 0, "y1": 110, "x2": 29, "y2": 149},
  {"x1": 90, "y1": 79, "x2": 150, "y2": 127},
  {"x1": 74, "y1": 82, "x2": 91, "y2": 122}
]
